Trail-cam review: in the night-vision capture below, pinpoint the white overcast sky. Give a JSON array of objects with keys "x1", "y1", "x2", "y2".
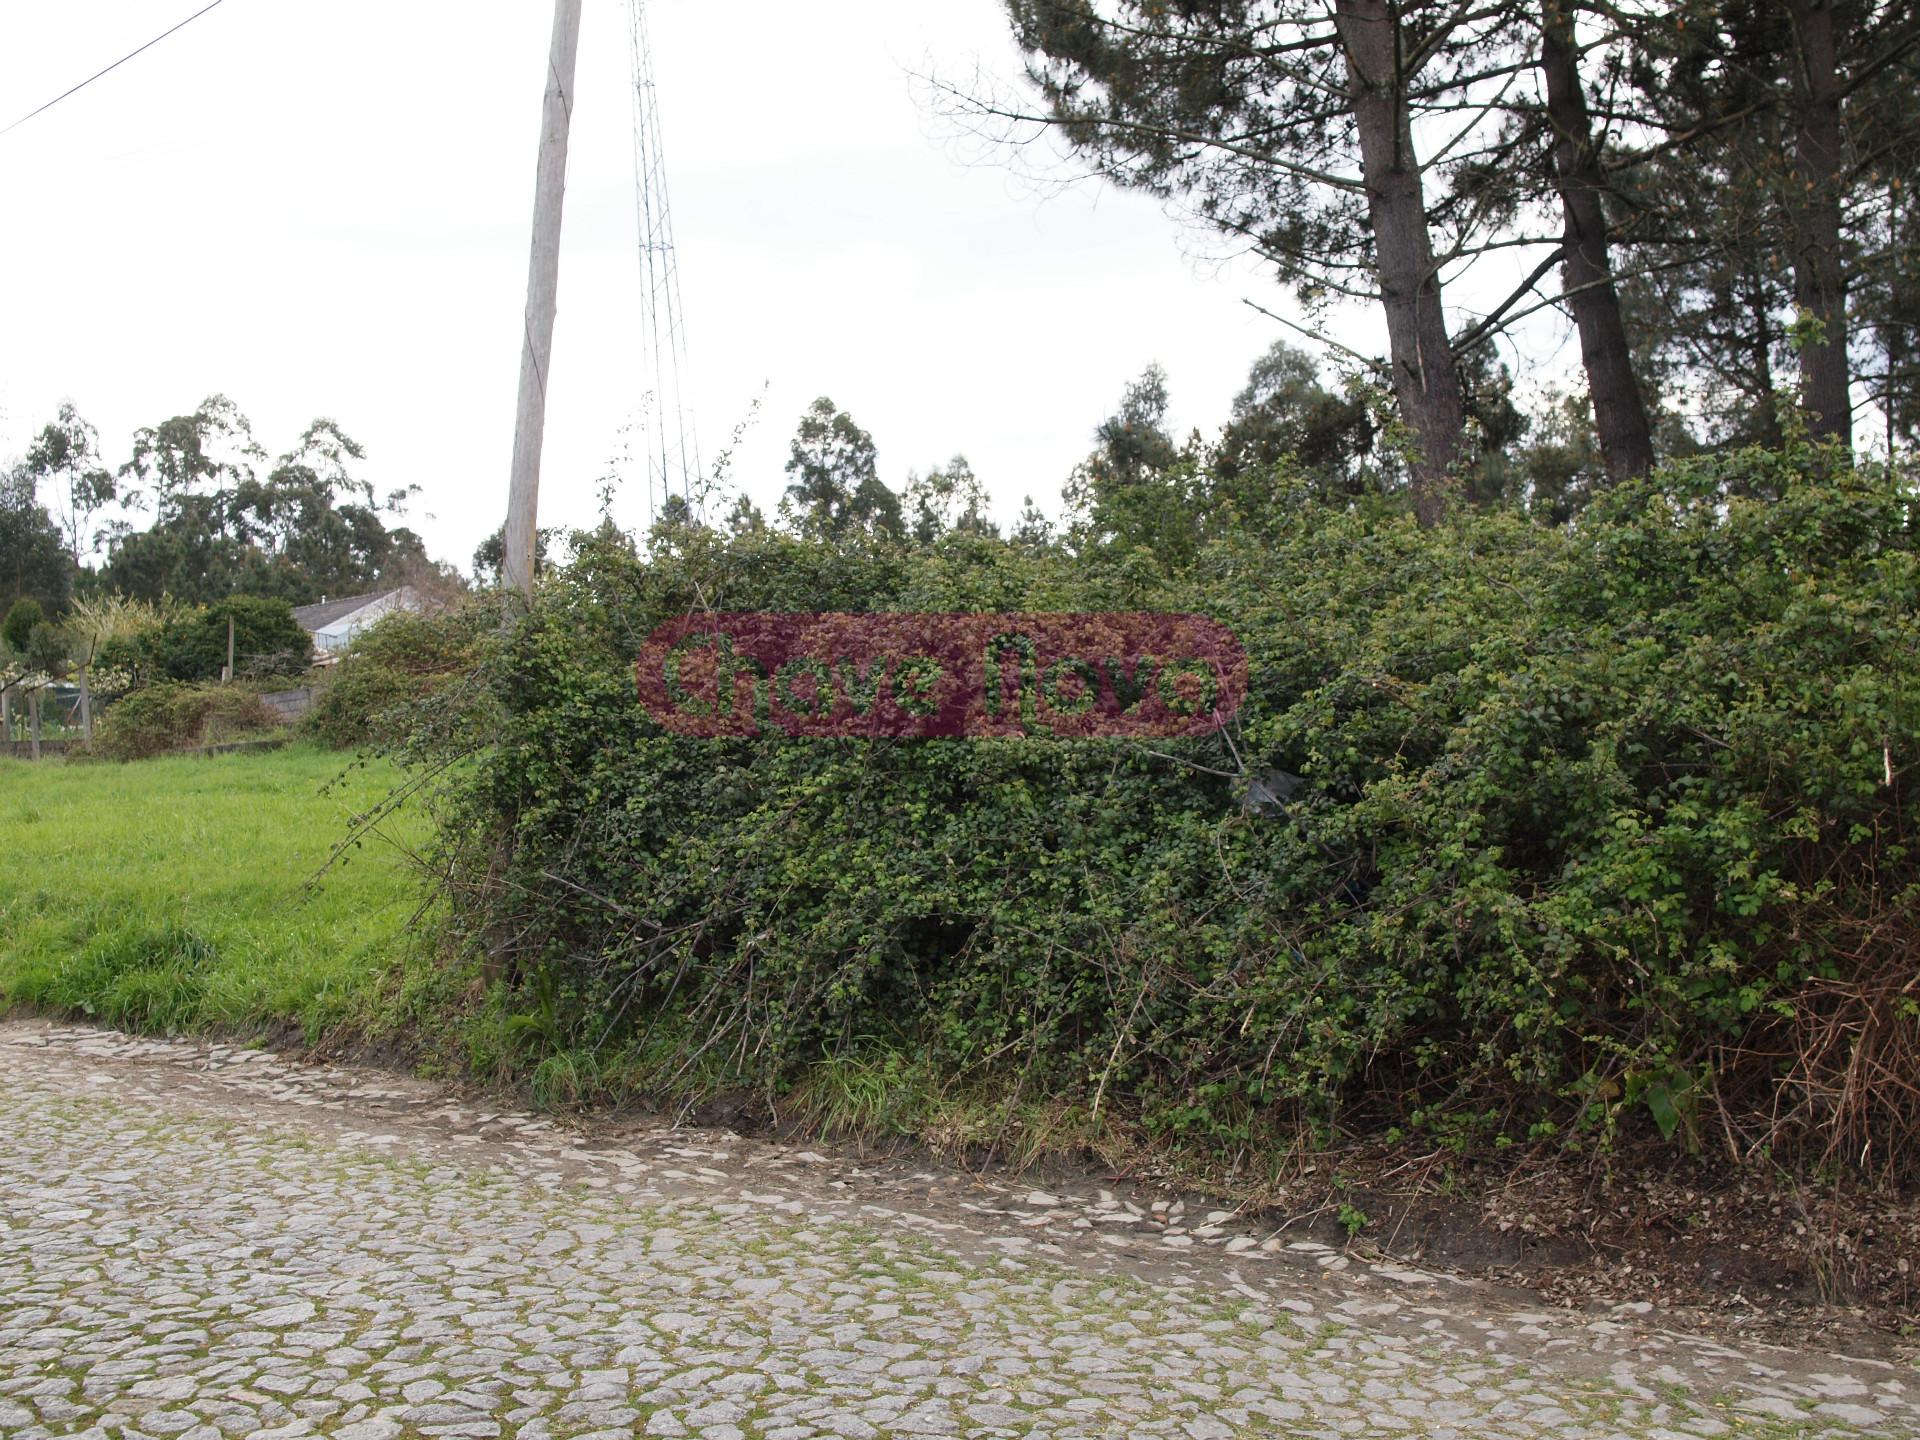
[{"x1": 0, "y1": 1, "x2": 1567, "y2": 573}]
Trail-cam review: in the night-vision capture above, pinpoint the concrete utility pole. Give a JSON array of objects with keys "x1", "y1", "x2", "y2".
[{"x1": 503, "y1": 0, "x2": 585, "y2": 602}]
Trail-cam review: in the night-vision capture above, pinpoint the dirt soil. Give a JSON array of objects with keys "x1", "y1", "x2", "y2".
[{"x1": 1296, "y1": 1145, "x2": 1920, "y2": 1344}]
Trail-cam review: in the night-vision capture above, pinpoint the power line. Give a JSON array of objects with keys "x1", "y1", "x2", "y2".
[{"x1": 0, "y1": 0, "x2": 231, "y2": 142}]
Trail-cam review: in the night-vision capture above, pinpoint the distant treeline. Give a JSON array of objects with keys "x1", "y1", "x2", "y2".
[{"x1": 1, "y1": 396, "x2": 447, "y2": 620}]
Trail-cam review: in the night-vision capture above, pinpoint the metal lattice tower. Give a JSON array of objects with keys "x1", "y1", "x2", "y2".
[{"x1": 627, "y1": 0, "x2": 701, "y2": 520}]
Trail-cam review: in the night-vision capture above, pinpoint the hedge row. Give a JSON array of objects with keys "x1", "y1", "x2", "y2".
[{"x1": 388, "y1": 444, "x2": 1918, "y2": 1175}]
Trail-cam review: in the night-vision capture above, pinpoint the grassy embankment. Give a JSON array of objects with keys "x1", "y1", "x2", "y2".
[{"x1": 0, "y1": 744, "x2": 437, "y2": 1040}]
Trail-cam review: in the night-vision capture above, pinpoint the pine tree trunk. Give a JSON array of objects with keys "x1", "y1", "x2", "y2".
[
  {"x1": 1789, "y1": 0, "x2": 1852, "y2": 447},
  {"x1": 1540, "y1": 1, "x2": 1655, "y2": 479},
  {"x1": 1751, "y1": 279, "x2": 1785, "y2": 448},
  {"x1": 1334, "y1": 0, "x2": 1466, "y2": 527},
  {"x1": 28, "y1": 688, "x2": 41, "y2": 762}
]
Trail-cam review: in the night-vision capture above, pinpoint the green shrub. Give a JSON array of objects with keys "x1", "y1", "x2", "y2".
[
  {"x1": 94, "y1": 683, "x2": 281, "y2": 760},
  {"x1": 304, "y1": 602, "x2": 494, "y2": 750},
  {"x1": 398, "y1": 444, "x2": 1919, "y2": 1177},
  {"x1": 2, "y1": 597, "x2": 46, "y2": 654},
  {"x1": 105, "y1": 597, "x2": 311, "y2": 685}
]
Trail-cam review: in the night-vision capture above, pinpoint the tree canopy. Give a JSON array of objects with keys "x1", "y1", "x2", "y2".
[
  {"x1": 782, "y1": 398, "x2": 905, "y2": 539},
  {"x1": 966, "y1": 0, "x2": 1920, "y2": 520},
  {"x1": 99, "y1": 398, "x2": 429, "y2": 605},
  {"x1": 1, "y1": 396, "x2": 439, "y2": 612}
]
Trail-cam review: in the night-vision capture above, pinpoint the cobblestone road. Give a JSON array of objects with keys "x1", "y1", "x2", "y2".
[{"x1": 1, "y1": 1022, "x2": 1914, "y2": 1439}]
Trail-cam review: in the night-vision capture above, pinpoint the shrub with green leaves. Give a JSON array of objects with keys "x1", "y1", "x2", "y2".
[
  {"x1": 304, "y1": 603, "x2": 494, "y2": 750},
  {"x1": 93, "y1": 683, "x2": 281, "y2": 761},
  {"x1": 103, "y1": 597, "x2": 311, "y2": 685},
  {"x1": 2, "y1": 597, "x2": 46, "y2": 656},
  {"x1": 406, "y1": 443, "x2": 1918, "y2": 1177}
]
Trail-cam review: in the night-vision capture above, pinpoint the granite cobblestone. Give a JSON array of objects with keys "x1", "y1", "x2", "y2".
[{"x1": 2, "y1": 1022, "x2": 1913, "y2": 1439}]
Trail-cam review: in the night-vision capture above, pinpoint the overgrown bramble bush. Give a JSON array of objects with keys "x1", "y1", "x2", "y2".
[
  {"x1": 93, "y1": 683, "x2": 281, "y2": 760},
  {"x1": 305, "y1": 603, "x2": 495, "y2": 750},
  {"x1": 405, "y1": 444, "x2": 1919, "y2": 1177}
]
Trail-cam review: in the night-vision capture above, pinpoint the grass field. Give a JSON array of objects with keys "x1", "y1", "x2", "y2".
[{"x1": 0, "y1": 744, "x2": 436, "y2": 1039}]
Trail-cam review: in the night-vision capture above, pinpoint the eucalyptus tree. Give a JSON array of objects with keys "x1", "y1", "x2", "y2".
[
  {"x1": 105, "y1": 399, "x2": 427, "y2": 603},
  {"x1": 22, "y1": 403, "x2": 116, "y2": 565},
  {"x1": 782, "y1": 398, "x2": 904, "y2": 540},
  {"x1": 120, "y1": 393, "x2": 262, "y2": 518},
  {"x1": 905, "y1": 456, "x2": 996, "y2": 543},
  {"x1": 241, "y1": 420, "x2": 428, "y2": 600}
]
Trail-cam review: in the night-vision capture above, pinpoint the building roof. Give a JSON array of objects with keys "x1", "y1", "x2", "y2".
[{"x1": 291, "y1": 591, "x2": 394, "y2": 633}]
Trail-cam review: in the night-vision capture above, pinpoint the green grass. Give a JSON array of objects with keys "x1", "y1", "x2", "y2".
[{"x1": 0, "y1": 743, "x2": 434, "y2": 1040}]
